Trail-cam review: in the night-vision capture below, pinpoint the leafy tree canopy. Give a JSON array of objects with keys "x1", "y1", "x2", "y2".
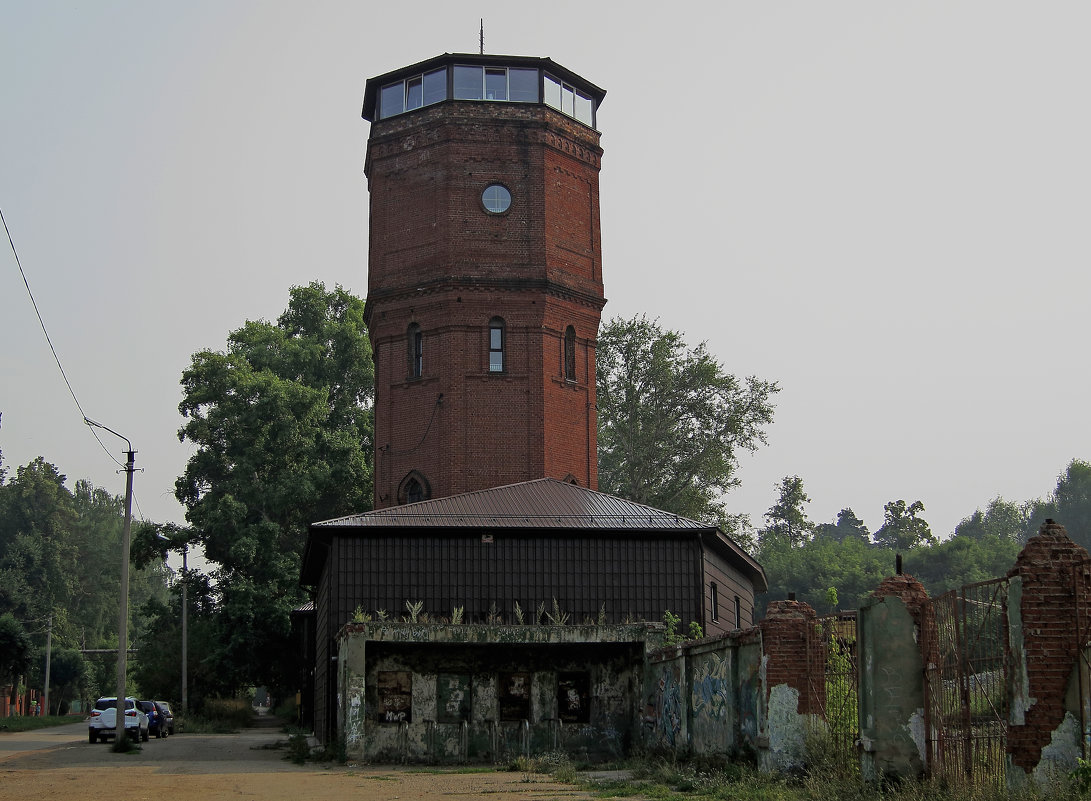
[
  {"x1": 813, "y1": 508, "x2": 871, "y2": 544},
  {"x1": 873, "y1": 499, "x2": 936, "y2": 551},
  {"x1": 953, "y1": 497, "x2": 1030, "y2": 542},
  {"x1": 1025, "y1": 459, "x2": 1091, "y2": 552},
  {"x1": 760, "y1": 475, "x2": 812, "y2": 548},
  {"x1": 596, "y1": 315, "x2": 778, "y2": 528},
  {"x1": 0, "y1": 612, "x2": 32, "y2": 684},
  {"x1": 175, "y1": 282, "x2": 374, "y2": 692}
]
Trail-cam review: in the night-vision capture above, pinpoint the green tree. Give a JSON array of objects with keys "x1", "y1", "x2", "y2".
[
  {"x1": 873, "y1": 499, "x2": 936, "y2": 551},
  {"x1": 175, "y1": 282, "x2": 374, "y2": 693},
  {"x1": 756, "y1": 534, "x2": 892, "y2": 618},
  {"x1": 903, "y1": 534, "x2": 1020, "y2": 597},
  {"x1": 0, "y1": 458, "x2": 78, "y2": 625},
  {"x1": 760, "y1": 475, "x2": 812, "y2": 547},
  {"x1": 1025, "y1": 459, "x2": 1091, "y2": 550},
  {"x1": 0, "y1": 612, "x2": 32, "y2": 686},
  {"x1": 596, "y1": 315, "x2": 778, "y2": 526},
  {"x1": 953, "y1": 497, "x2": 1030, "y2": 542},
  {"x1": 44, "y1": 648, "x2": 88, "y2": 715},
  {"x1": 130, "y1": 568, "x2": 221, "y2": 707},
  {"x1": 813, "y1": 508, "x2": 871, "y2": 544}
]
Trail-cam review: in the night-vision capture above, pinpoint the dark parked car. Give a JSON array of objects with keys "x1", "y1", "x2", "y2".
[
  {"x1": 155, "y1": 701, "x2": 175, "y2": 735},
  {"x1": 138, "y1": 700, "x2": 166, "y2": 738}
]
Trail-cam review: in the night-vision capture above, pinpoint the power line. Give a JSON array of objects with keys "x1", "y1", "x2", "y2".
[{"x1": 1, "y1": 205, "x2": 123, "y2": 468}]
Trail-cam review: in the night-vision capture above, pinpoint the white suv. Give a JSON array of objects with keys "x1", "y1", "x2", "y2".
[{"x1": 88, "y1": 697, "x2": 149, "y2": 742}]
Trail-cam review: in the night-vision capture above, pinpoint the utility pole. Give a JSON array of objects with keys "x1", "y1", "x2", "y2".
[
  {"x1": 85, "y1": 418, "x2": 137, "y2": 745},
  {"x1": 114, "y1": 447, "x2": 136, "y2": 743},
  {"x1": 181, "y1": 544, "x2": 188, "y2": 714},
  {"x1": 43, "y1": 615, "x2": 52, "y2": 716}
]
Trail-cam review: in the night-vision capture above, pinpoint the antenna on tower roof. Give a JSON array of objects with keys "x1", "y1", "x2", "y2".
[{"x1": 479, "y1": 19, "x2": 484, "y2": 54}]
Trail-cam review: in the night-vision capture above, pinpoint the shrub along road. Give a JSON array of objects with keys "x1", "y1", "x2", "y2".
[{"x1": 0, "y1": 717, "x2": 592, "y2": 801}]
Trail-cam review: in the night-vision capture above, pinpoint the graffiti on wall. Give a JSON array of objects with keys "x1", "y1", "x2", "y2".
[
  {"x1": 642, "y1": 666, "x2": 682, "y2": 746},
  {"x1": 692, "y1": 653, "x2": 731, "y2": 721},
  {"x1": 378, "y1": 670, "x2": 412, "y2": 723}
]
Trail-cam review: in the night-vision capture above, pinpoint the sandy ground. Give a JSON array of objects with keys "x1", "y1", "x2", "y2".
[{"x1": 0, "y1": 719, "x2": 595, "y2": 801}]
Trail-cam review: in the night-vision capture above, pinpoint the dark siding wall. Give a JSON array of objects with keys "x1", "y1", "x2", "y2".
[
  {"x1": 702, "y1": 552, "x2": 757, "y2": 638},
  {"x1": 314, "y1": 546, "x2": 333, "y2": 742},
  {"x1": 324, "y1": 532, "x2": 704, "y2": 632}
]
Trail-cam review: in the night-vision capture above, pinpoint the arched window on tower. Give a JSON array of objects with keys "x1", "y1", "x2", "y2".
[
  {"x1": 564, "y1": 326, "x2": 576, "y2": 381},
  {"x1": 398, "y1": 470, "x2": 431, "y2": 505},
  {"x1": 489, "y1": 317, "x2": 505, "y2": 372},
  {"x1": 407, "y1": 323, "x2": 423, "y2": 379}
]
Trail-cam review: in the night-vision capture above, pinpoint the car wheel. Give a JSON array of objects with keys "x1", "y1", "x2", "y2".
[
  {"x1": 141, "y1": 729, "x2": 149, "y2": 742},
  {"x1": 88, "y1": 730, "x2": 97, "y2": 744}
]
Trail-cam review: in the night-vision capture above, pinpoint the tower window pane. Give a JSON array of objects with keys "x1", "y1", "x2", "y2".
[
  {"x1": 509, "y1": 68, "x2": 538, "y2": 102},
  {"x1": 485, "y1": 68, "x2": 507, "y2": 101},
  {"x1": 489, "y1": 318, "x2": 505, "y2": 372},
  {"x1": 453, "y1": 65, "x2": 483, "y2": 99},
  {"x1": 564, "y1": 326, "x2": 576, "y2": 381},
  {"x1": 482, "y1": 185, "x2": 511, "y2": 214},
  {"x1": 544, "y1": 74, "x2": 561, "y2": 109},
  {"x1": 406, "y1": 76, "x2": 423, "y2": 110},
  {"x1": 422, "y1": 68, "x2": 446, "y2": 105},
  {"x1": 380, "y1": 82, "x2": 404, "y2": 118},
  {"x1": 573, "y1": 91, "x2": 593, "y2": 125},
  {"x1": 408, "y1": 324, "x2": 423, "y2": 378}
]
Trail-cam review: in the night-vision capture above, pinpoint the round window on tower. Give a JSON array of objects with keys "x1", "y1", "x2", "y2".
[{"x1": 481, "y1": 184, "x2": 512, "y2": 214}]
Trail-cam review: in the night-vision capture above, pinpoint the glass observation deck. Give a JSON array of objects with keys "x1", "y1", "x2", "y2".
[{"x1": 363, "y1": 54, "x2": 605, "y2": 129}]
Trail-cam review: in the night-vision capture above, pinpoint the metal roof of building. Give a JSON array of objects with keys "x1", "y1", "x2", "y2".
[{"x1": 312, "y1": 478, "x2": 711, "y2": 531}]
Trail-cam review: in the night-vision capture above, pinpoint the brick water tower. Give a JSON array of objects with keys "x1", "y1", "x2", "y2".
[{"x1": 362, "y1": 54, "x2": 607, "y2": 508}]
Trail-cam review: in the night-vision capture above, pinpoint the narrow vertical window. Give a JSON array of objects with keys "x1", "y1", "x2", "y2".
[
  {"x1": 710, "y1": 583, "x2": 719, "y2": 622},
  {"x1": 408, "y1": 323, "x2": 422, "y2": 379},
  {"x1": 734, "y1": 596, "x2": 742, "y2": 630},
  {"x1": 564, "y1": 326, "x2": 576, "y2": 381},
  {"x1": 489, "y1": 317, "x2": 505, "y2": 372}
]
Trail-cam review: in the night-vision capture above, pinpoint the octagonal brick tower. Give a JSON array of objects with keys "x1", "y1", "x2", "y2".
[{"x1": 362, "y1": 53, "x2": 607, "y2": 509}]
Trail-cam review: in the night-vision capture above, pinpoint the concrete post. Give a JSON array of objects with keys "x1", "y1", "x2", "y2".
[{"x1": 858, "y1": 574, "x2": 931, "y2": 782}]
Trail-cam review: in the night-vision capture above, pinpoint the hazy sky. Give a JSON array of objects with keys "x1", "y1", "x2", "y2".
[{"x1": 3, "y1": 1, "x2": 1089, "y2": 554}]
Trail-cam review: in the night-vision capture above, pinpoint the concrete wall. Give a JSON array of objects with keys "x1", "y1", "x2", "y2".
[
  {"x1": 337, "y1": 622, "x2": 661, "y2": 763},
  {"x1": 641, "y1": 628, "x2": 768, "y2": 763}
]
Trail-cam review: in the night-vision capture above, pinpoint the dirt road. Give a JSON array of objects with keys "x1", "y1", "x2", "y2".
[{"x1": 0, "y1": 719, "x2": 593, "y2": 801}]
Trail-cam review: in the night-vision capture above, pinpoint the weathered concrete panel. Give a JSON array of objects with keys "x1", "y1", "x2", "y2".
[
  {"x1": 689, "y1": 645, "x2": 735, "y2": 755},
  {"x1": 643, "y1": 649, "x2": 686, "y2": 752},
  {"x1": 858, "y1": 595, "x2": 925, "y2": 782}
]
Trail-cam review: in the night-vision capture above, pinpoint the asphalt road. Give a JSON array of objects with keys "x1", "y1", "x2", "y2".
[
  {"x1": 0, "y1": 717, "x2": 594, "y2": 801},
  {"x1": 0, "y1": 715, "x2": 300, "y2": 773}
]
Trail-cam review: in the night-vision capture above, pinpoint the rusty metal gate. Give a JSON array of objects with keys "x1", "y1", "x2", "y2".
[
  {"x1": 808, "y1": 611, "x2": 859, "y2": 766},
  {"x1": 923, "y1": 577, "x2": 1008, "y2": 787}
]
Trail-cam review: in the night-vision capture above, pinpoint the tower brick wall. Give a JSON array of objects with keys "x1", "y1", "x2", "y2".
[{"x1": 365, "y1": 97, "x2": 605, "y2": 507}]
